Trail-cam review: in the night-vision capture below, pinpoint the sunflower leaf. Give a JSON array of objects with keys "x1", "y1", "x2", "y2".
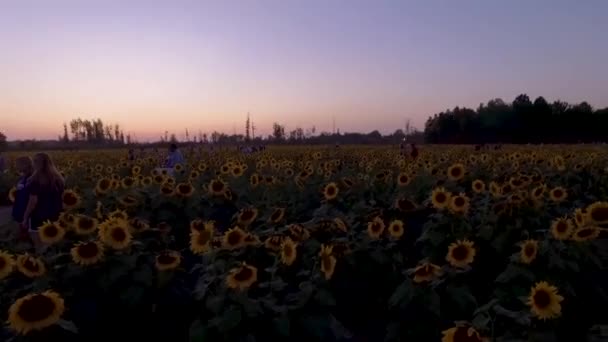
[
  {"x1": 273, "y1": 316, "x2": 290, "y2": 337},
  {"x1": 389, "y1": 280, "x2": 413, "y2": 309},
  {"x1": 188, "y1": 319, "x2": 208, "y2": 342},
  {"x1": 57, "y1": 319, "x2": 79, "y2": 334}
]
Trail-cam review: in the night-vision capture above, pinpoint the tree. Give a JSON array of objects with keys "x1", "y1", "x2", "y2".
[
  {"x1": 272, "y1": 123, "x2": 285, "y2": 141},
  {"x1": 0, "y1": 131, "x2": 7, "y2": 151},
  {"x1": 245, "y1": 113, "x2": 251, "y2": 141},
  {"x1": 62, "y1": 123, "x2": 69, "y2": 142}
]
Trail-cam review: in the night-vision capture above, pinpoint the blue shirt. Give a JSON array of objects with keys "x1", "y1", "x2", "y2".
[
  {"x1": 12, "y1": 176, "x2": 30, "y2": 221},
  {"x1": 165, "y1": 150, "x2": 185, "y2": 168}
]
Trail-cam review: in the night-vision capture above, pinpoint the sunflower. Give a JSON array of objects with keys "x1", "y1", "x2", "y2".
[
  {"x1": 395, "y1": 197, "x2": 417, "y2": 212},
  {"x1": 249, "y1": 174, "x2": 260, "y2": 187},
  {"x1": 226, "y1": 263, "x2": 258, "y2": 290},
  {"x1": 471, "y1": 180, "x2": 486, "y2": 193},
  {"x1": 412, "y1": 262, "x2": 442, "y2": 283},
  {"x1": 549, "y1": 187, "x2": 567, "y2": 203},
  {"x1": 16, "y1": 255, "x2": 46, "y2": 278},
  {"x1": 59, "y1": 189, "x2": 80, "y2": 209},
  {"x1": 231, "y1": 165, "x2": 244, "y2": 177},
  {"x1": 244, "y1": 233, "x2": 261, "y2": 246},
  {"x1": 155, "y1": 251, "x2": 181, "y2": 271},
  {"x1": 333, "y1": 218, "x2": 348, "y2": 233},
  {"x1": 38, "y1": 221, "x2": 66, "y2": 245},
  {"x1": 8, "y1": 186, "x2": 17, "y2": 203},
  {"x1": 222, "y1": 227, "x2": 247, "y2": 250},
  {"x1": 527, "y1": 281, "x2": 564, "y2": 320},
  {"x1": 95, "y1": 201, "x2": 104, "y2": 220},
  {"x1": 585, "y1": 201, "x2": 608, "y2": 225},
  {"x1": 280, "y1": 237, "x2": 298, "y2": 266},
  {"x1": 448, "y1": 193, "x2": 470, "y2": 215},
  {"x1": 74, "y1": 215, "x2": 98, "y2": 235},
  {"x1": 129, "y1": 217, "x2": 150, "y2": 233},
  {"x1": 319, "y1": 244, "x2": 337, "y2": 280},
  {"x1": 323, "y1": 182, "x2": 339, "y2": 201},
  {"x1": 71, "y1": 241, "x2": 104, "y2": 266},
  {"x1": 288, "y1": 224, "x2": 310, "y2": 242},
  {"x1": 208, "y1": 179, "x2": 226, "y2": 196},
  {"x1": 190, "y1": 219, "x2": 212, "y2": 232},
  {"x1": 190, "y1": 226, "x2": 214, "y2": 254},
  {"x1": 237, "y1": 208, "x2": 258, "y2": 227},
  {"x1": 573, "y1": 208, "x2": 588, "y2": 227},
  {"x1": 121, "y1": 176, "x2": 137, "y2": 189},
  {"x1": 489, "y1": 181, "x2": 502, "y2": 198},
  {"x1": 367, "y1": 217, "x2": 385, "y2": 239},
  {"x1": 447, "y1": 163, "x2": 465, "y2": 181},
  {"x1": 0, "y1": 251, "x2": 15, "y2": 279},
  {"x1": 431, "y1": 187, "x2": 451, "y2": 210},
  {"x1": 173, "y1": 163, "x2": 184, "y2": 173},
  {"x1": 160, "y1": 183, "x2": 174, "y2": 196},
  {"x1": 153, "y1": 174, "x2": 165, "y2": 184},
  {"x1": 446, "y1": 239, "x2": 476, "y2": 268},
  {"x1": 118, "y1": 194, "x2": 139, "y2": 207},
  {"x1": 8, "y1": 291, "x2": 65, "y2": 335},
  {"x1": 550, "y1": 217, "x2": 574, "y2": 240},
  {"x1": 269, "y1": 208, "x2": 286, "y2": 224},
  {"x1": 397, "y1": 172, "x2": 411, "y2": 187},
  {"x1": 264, "y1": 235, "x2": 284, "y2": 252},
  {"x1": 519, "y1": 239, "x2": 538, "y2": 264},
  {"x1": 95, "y1": 178, "x2": 112, "y2": 195},
  {"x1": 571, "y1": 226, "x2": 601, "y2": 242},
  {"x1": 108, "y1": 209, "x2": 128, "y2": 221},
  {"x1": 387, "y1": 220, "x2": 405, "y2": 239},
  {"x1": 441, "y1": 324, "x2": 485, "y2": 342},
  {"x1": 176, "y1": 182, "x2": 194, "y2": 197},
  {"x1": 98, "y1": 218, "x2": 132, "y2": 250}
]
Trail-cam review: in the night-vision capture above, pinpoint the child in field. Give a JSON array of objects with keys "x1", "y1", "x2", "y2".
[{"x1": 12, "y1": 156, "x2": 33, "y2": 240}]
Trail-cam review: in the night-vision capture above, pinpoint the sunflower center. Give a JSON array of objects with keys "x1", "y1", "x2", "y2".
[
  {"x1": 227, "y1": 231, "x2": 243, "y2": 245},
  {"x1": 23, "y1": 258, "x2": 40, "y2": 272},
  {"x1": 111, "y1": 228, "x2": 127, "y2": 242},
  {"x1": 454, "y1": 197, "x2": 465, "y2": 207},
  {"x1": 271, "y1": 211, "x2": 282, "y2": 221},
  {"x1": 45, "y1": 225, "x2": 59, "y2": 237},
  {"x1": 524, "y1": 244, "x2": 536, "y2": 257},
  {"x1": 415, "y1": 265, "x2": 431, "y2": 277},
  {"x1": 436, "y1": 193, "x2": 447, "y2": 203},
  {"x1": 452, "y1": 245, "x2": 469, "y2": 261},
  {"x1": 556, "y1": 222, "x2": 568, "y2": 233},
  {"x1": 157, "y1": 254, "x2": 177, "y2": 265},
  {"x1": 283, "y1": 245, "x2": 294, "y2": 257},
  {"x1": 198, "y1": 231, "x2": 212, "y2": 244},
  {"x1": 78, "y1": 243, "x2": 100, "y2": 259},
  {"x1": 533, "y1": 290, "x2": 552, "y2": 309},
  {"x1": 241, "y1": 211, "x2": 254, "y2": 221},
  {"x1": 553, "y1": 190, "x2": 563, "y2": 198},
  {"x1": 450, "y1": 168, "x2": 462, "y2": 177},
  {"x1": 212, "y1": 182, "x2": 224, "y2": 192},
  {"x1": 178, "y1": 185, "x2": 190, "y2": 193},
  {"x1": 64, "y1": 193, "x2": 78, "y2": 205},
  {"x1": 590, "y1": 207, "x2": 608, "y2": 222},
  {"x1": 79, "y1": 218, "x2": 94, "y2": 230},
  {"x1": 576, "y1": 228, "x2": 594, "y2": 238},
  {"x1": 453, "y1": 326, "x2": 482, "y2": 342},
  {"x1": 326, "y1": 187, "x2": 336, "y2": 196},
  {"x1": 234, "y1": 266, "x2": 254, "y2": 281},
  {"x1": 17, "y1": 294, "x2": 57, "y2": 322},
  {"x1": 372, "y1": 222, "x2": 382, "y2": 232},
  {"x1": 398, "y1": 199, "x2": 416, "y2": 211},
  {"x1": 400, "y1": 176, "x2": 408, "y2": 183},
  {"x1": 0, "y1": 257, "x2": 6, "y2": 270},
  {"x1": 100, "y1": 179, "x2": 111, "y2": 189}
]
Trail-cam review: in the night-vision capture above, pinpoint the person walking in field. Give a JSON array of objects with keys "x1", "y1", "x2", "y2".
[
  {"x1": 11, "y1": 156, "x2": 33, "y2": 239},
  {"x1": 20, "y1": 153, "x2": 65, "y2": 252},
  {"x1": 164, "y1": 143, "x2": 185, "y2": 168}
]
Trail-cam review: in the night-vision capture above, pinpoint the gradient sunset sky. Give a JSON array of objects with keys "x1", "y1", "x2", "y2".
[{"x1": 2, "y1": 0, "x2": 607, "y2": 141}]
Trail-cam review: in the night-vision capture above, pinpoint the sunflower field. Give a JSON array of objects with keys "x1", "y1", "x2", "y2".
[{"x1": 1, "y1": 145, "x2": 608, "y2": 342}]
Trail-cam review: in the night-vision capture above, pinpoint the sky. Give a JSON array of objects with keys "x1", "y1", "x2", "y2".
[{"x1": 1, "y1": 0, "x2": 608, "y2": 141}]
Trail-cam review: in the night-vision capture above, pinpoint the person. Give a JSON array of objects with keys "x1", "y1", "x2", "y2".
[
  {"x1": 21, "y1": 153, "x2": 65, "y2": 251},
  {"x1": 12, "y1": 157, "x2": 33, "y2": 239},
  {"x1": 127, "y1": 148, "x2": 135, "y2": 161},
  {"x1": 164, "y1": 143, "x2": 185, "y2": 168}
]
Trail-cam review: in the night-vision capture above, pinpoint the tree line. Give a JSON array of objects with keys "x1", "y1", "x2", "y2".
[{"x1": 424, "y1": 94, "x2": 608, "y2": 144}]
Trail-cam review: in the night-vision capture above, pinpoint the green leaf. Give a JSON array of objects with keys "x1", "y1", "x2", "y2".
[
  {"x1": 471, "y1": 313, "x2": 491, "y2": 330},
  {"x1": 218, "y1": 306, "x2": 243, "y2": 333},
  {"x1": 57, "y1": 319, "x2": 79, "y2": 334},
  {"x1": 315, "y1": 288, "x2": 336, "y2": 306},
  {"x1": 446, "y1": 285, "x2": 477, "y2": 312},
  {"x1": 388, "y1": 280, "x2": 413, "y2": 309},
  {"x1": 189, "y1": 319, "x2": 208, "y2": 342},
  {"x1": 273, "y1": 316, "x2": 290, "y2": 337},
  {"x1": 205, "y1": 295, "x2": 225, "y2": 314}
]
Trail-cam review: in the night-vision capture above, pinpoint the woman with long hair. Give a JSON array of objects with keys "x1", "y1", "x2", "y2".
[
  {"x1": 12, "y1": 157, "x2": 34, "y2": 240},
  {"x1": 20, "y1": 153, "x2": 65, "y2": 250}
]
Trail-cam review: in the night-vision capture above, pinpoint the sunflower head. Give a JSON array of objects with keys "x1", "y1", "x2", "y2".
[
  {"x1": 471, "y1": 180, "x2": 486, "y2": 193},
  {"x1": 397, "y1": 172, "x2": 411, "y2": 187},
  {"x1": 16, "y1": 254, "x2": 46, "y2": 278},
  {"x1": 431, "y1": 187, "x2": 451, "y2": 210},
  {"x1": 71, "y1": 241, "x2": 104, "y2": 266},
  {"x1": 74, "y1": 215, "x2": 98, "y2": 235},
  {"x1": 446, "y1": 239, "x2": 476, "y2": 268},
  {"x1": 208, "y1": 179, "x2": 226, "y2": 196},
  {"x1": 573, "y1": 208, "x2": 588, "y2": 227},
  {"x1": 155, "y1": 250, "x2": 181, "y2": 271},
  {"x1": 441, "y1": 324, "x2": 485, "y2": 342},
  {"x1": 549, "y1": 187, "x2": 568, "y2": 203},
  {"x1": 62, "y1": 189, "x2": 81, "y2": 209},
  {"x1": 8, "y1": 291, "x2": 65, "y2": 335},
  {"x1": 571, "y1": 226, "x2": 601, "y2": 242},
  {"x1": 222, "y1": 227, "x2": 247, "y2": 250},
  {"x1": 288, "y1": 224, "x2": 310, "y2": 242},
  {"x1": 585, "y1": 201, "x2": 608, "y2": 225},
  {"x1": 190, "y1": 226, "x2": 214, "y2": 254},
  {"x1": 269, "y1": 208, "x2": 286, "y2": 224},
  {"x1": 319, "y1": 244, "x2": 337, "y2": 280},
  {"x1": 98, "y1": 218, "x2": 132, "y2": 250},
  {"x1": 264, "y1": 235, "x2": 284, "y2": 252},
  {"x1": 118, "y1": 194, "x2": 139, "y2": 207},
  {"x1": 95, "y1": 178, "x2": 113, "y2": 195},
  {"x1": 280, "y1": 237, "x2": 298, "y2": 266},
  {"x1": 129, "y1": 217, "x2": 150, "y2": 233},
  {"x1": 447, "y1": 163, "x2": 465, "y2": 181},
  {"x1": 38, "y1": 221, "x2": 66, "y2": 245},
  {"x1": 323, "y1": 182, "x2": 339, "y2": 201},
  {"x1": 175, "y1": 182, "x2": 194, "y2": 197},
  {"x1": 387, "y1": 220, "x2": 405, "y2": 239},
  {"x1": 395, "y1": 197, "x2": 417, "y2": 212},
  {"x1": 0, "y1": 251, "x2": 15, "y2": 280},
  {"x1": 448, "y1": 193, "x2": 470, "y2": 215},
  {"x1": 520, "y1": 239, "x2": 538, "y2": 264},
  {"x1": 550, "y1": 217, "x2": 574, "y2": 240},
  {"x1": 527, "y1": 281, "x2": 564, "y2": 320},
  {"x1": 412, "y1": 262, "x2": 442, "y2": 284},
  {"x1": 367, "y1": 217, "x2": 385, "y2": 239},
  {"x1": 109, "y1": 209, "x2": 129, "y2": 221},
  {"x1": 226, "y1": 263, "x2": 258, "y2": 291}
]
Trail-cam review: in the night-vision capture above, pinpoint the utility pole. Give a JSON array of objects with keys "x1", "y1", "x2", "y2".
[{"x1": 332, "y1": 116, "x2": 336, "y2": 134}]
